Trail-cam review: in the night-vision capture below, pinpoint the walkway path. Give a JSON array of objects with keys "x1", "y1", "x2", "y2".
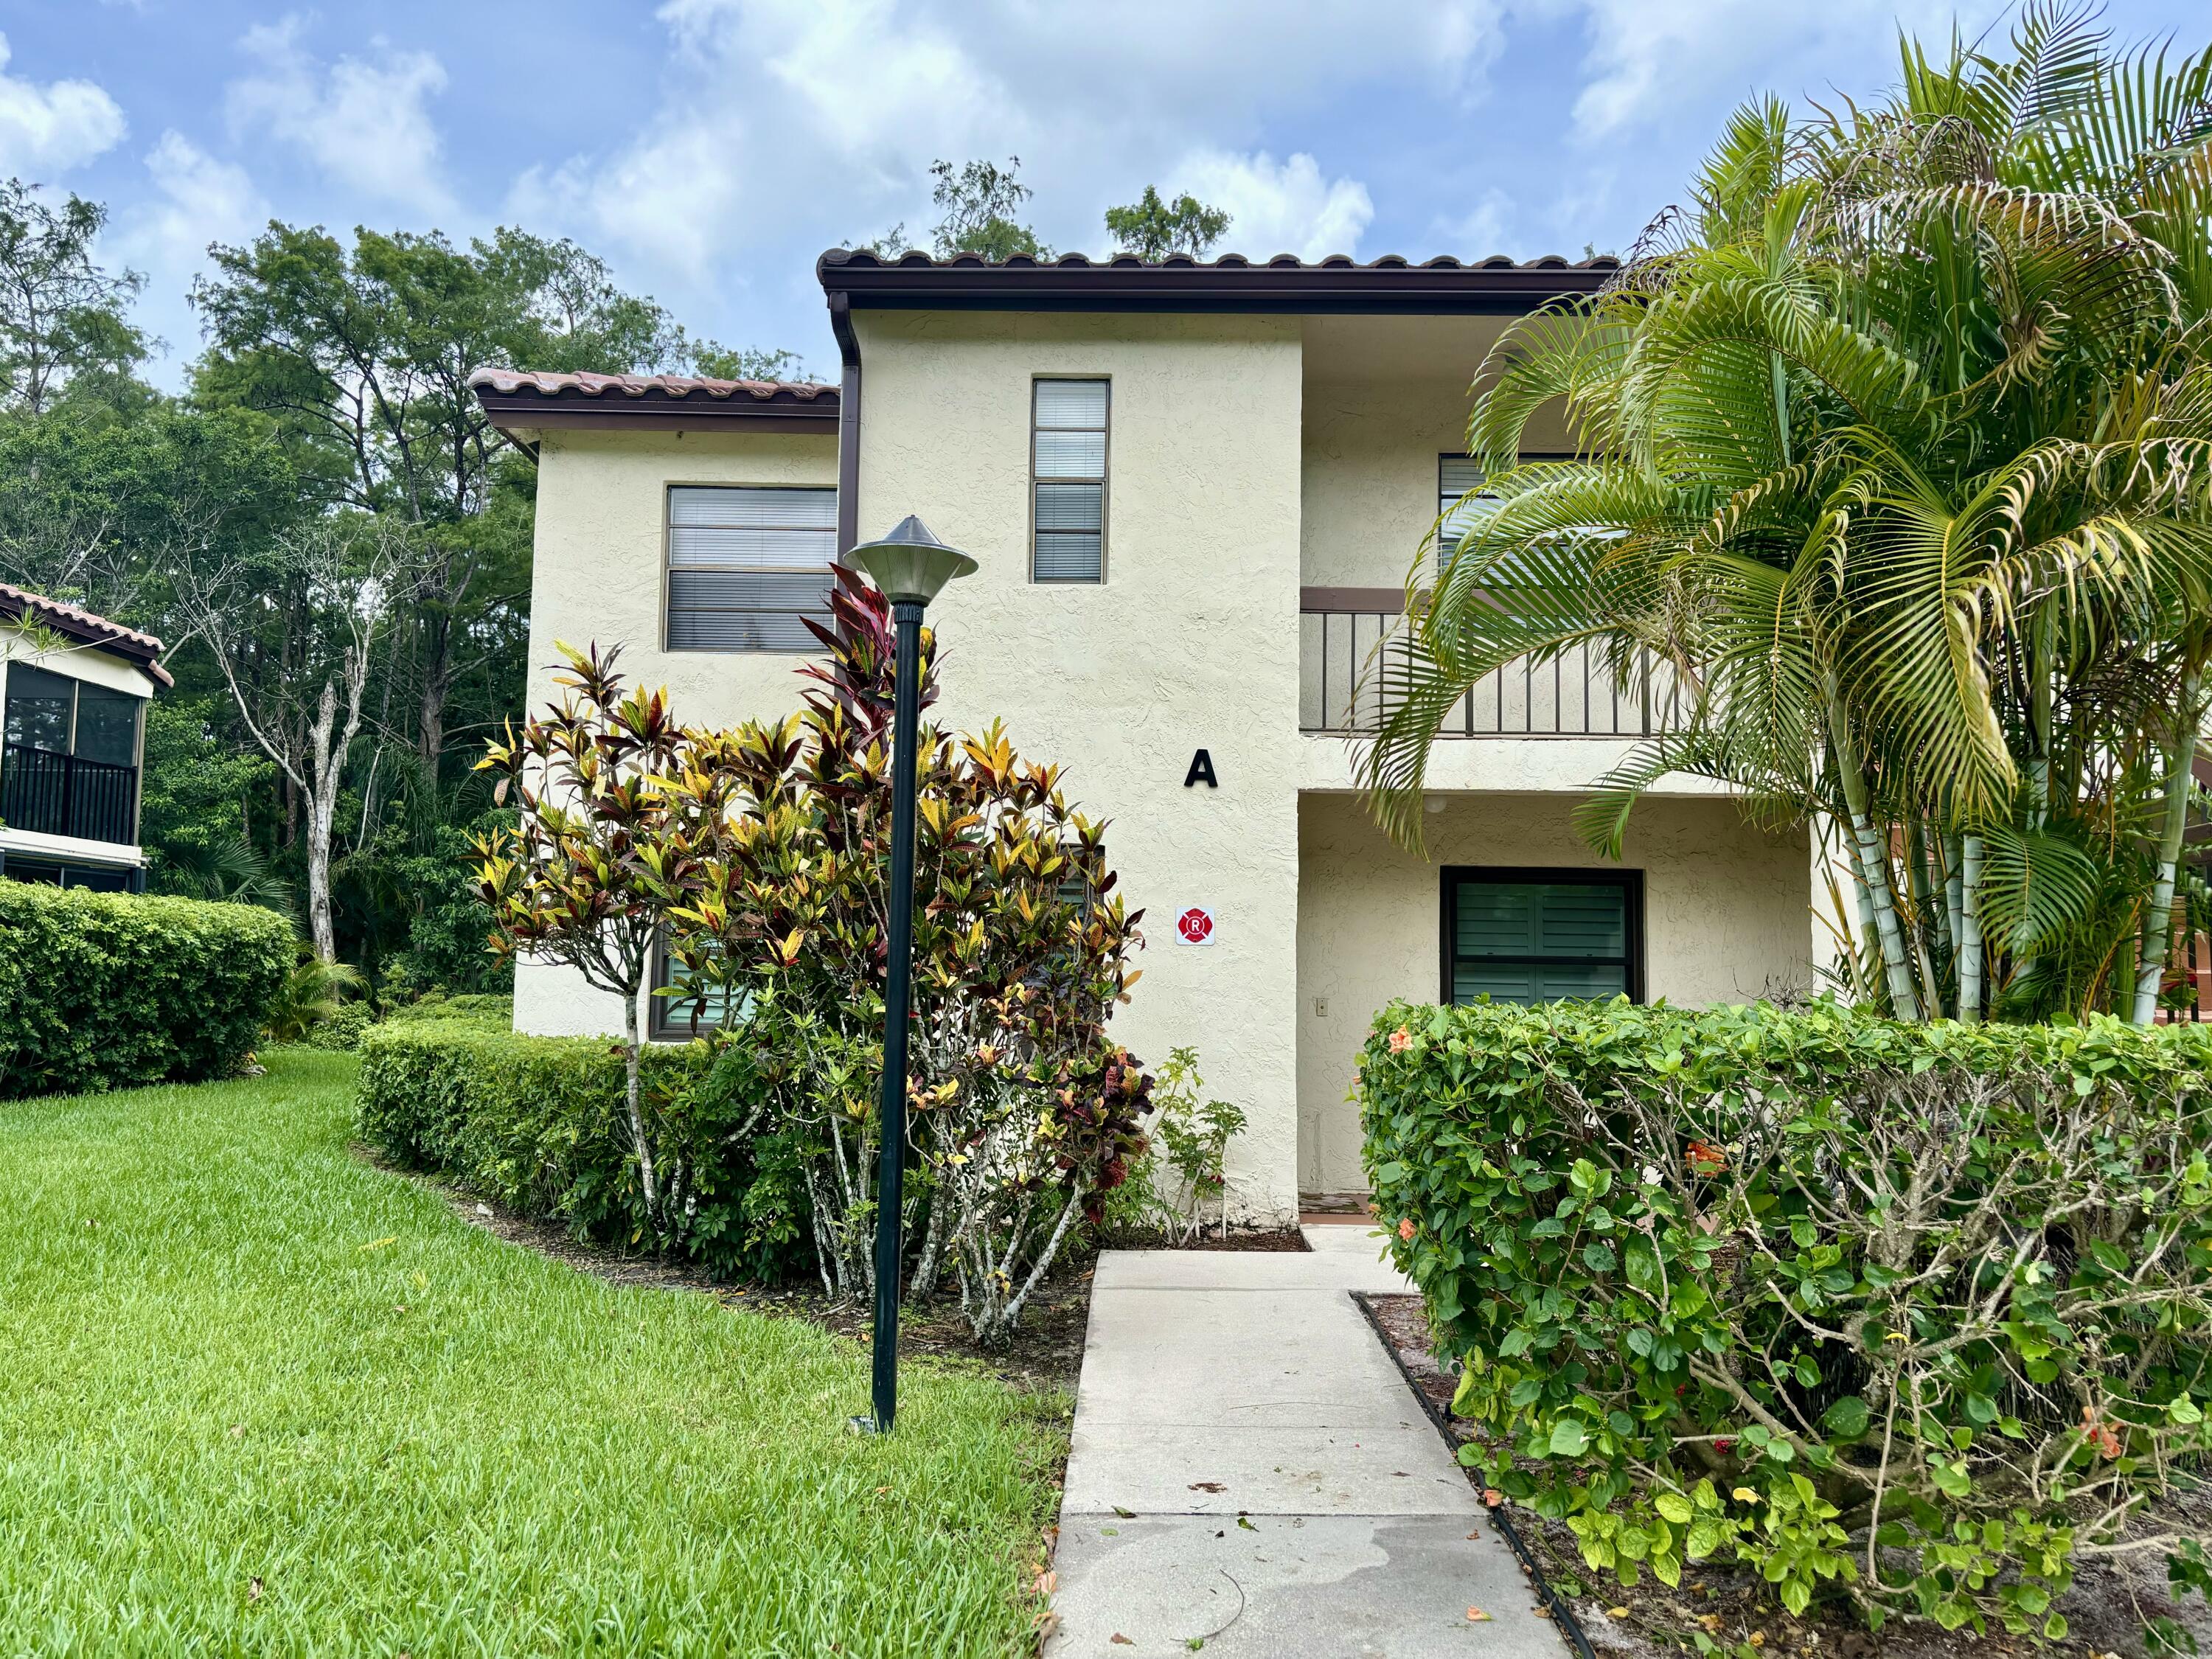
[{"x1": 1046, "y1": 1225, "x2": 1566, "y2": 1658}]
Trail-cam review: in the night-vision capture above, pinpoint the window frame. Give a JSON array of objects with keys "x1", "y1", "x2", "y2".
[
  {"x1": 1438, "y1": 864, "x2": 1646, "y2": 1006},
  {"x1": 647, "y1": 931, "x2": 747, "y2": 1042},
  {"x1": 660, "y1": 481, "x2": 840, "y2": 655},
  {"x1": 1435, "y1": 451, "x2": 1579, "y2": 571},
  {"x1": 1029, "y1": 375, "x2": 1111, "y2": 585}
]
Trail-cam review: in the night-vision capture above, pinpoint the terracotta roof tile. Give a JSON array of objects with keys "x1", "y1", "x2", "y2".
[
  {"x1": 464, "y1": 368, "x2": 837, "y2": 402},
  {"x1": 818, "y1": 248, "x2": 1621, "y2": 274},
  {"x1": 0, "y1": 581, "x2": 171, "y2": 685}
]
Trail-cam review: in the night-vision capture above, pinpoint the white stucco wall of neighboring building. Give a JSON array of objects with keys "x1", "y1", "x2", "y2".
[
  {"x1": 1295, "y1": 789, "x2": 1814, "y2": 1195},
  {"x1": 854, "y1": 307, "x2": 1308, "y2": 1222}
]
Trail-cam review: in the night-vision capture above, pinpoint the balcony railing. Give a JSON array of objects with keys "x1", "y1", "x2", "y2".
[
  {"x1": 1299, "y1": 592, "x2": 1685, "y2": 738},
  {"x1": 0, "y1": 744, "x2": 139, "y2": 845}
]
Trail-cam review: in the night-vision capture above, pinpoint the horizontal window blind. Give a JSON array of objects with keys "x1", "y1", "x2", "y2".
[
  {"x1": 1033, "y1": 379, "x2": 1107, "y2": 582},
  {"x1": 667, "y1": 485, "x2": 837, "y2": 651},
  {"x1": 1448, "y1": 875, "x2": 1634, "y2": 1006}
]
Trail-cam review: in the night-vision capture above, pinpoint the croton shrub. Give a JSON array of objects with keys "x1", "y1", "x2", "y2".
[{"x1": 1361, "y1": 998, "x2": 2212, "y2": 1644}]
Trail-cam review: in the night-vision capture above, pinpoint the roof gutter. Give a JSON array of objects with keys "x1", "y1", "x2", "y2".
[
  {"x1": 828, "y1": 291, "x2": 862, "y2": 557},
  {"x1": 815, "y1": 251, "x2": 1615, "y2": 318}
]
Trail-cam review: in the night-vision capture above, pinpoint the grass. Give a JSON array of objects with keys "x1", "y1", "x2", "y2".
[{"x1": 0, "y1": 1050, "x2": 1065, "y2": 1657}]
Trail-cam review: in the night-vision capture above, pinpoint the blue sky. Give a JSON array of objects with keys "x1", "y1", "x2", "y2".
[{"x1": 7, "y1": 0, "x2": 2205, "y2": 386}]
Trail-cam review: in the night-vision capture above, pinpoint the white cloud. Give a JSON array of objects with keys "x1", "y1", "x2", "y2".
[
  {"x1": 1433, "y1": 187, "x2": 1517, "y2": 259},
  {"x1": 1169, "y1": 150, "x2": 1374, "y2": 262},
  {"x1": 512, "y1": 0, "x2": 1498, "y2": 288},
  {"x1": 1559, "y1": 0, "x2": 2011, "y2": 140},
  {"x1": 226, "y1": 16, "x2": 453, "y2": 214},
  {"x1": 122, "y1": 131, "x2": 268, "y2": 274},
  {"x1": 0, "y1": 32, "x2": 126, "y2": 176}
]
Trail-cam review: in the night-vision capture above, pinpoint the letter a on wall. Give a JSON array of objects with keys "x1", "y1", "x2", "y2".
[{"x1": 1184, "y1": 748, "x2": 1218, "y2": 788}]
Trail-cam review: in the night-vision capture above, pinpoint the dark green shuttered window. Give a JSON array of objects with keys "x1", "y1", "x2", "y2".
[{"x1": 1441, "y1": 867, "x2": 1643, "y2": 1006}]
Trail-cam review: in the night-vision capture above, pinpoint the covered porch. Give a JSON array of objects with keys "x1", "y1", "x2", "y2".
[{"x1": 1294, "y1": 787, "x2": 1816, "y2": 1201}]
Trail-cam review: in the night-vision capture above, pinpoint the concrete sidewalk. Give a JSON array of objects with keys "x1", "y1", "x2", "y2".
[{"x1": 1046, "y1": 1227, "x2": 1566, "y2": 1658}]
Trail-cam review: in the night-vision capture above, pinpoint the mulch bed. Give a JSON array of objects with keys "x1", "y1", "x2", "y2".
[{"x1": 1364, "y1": 1292, "x2": 2212, "y2": 1659}]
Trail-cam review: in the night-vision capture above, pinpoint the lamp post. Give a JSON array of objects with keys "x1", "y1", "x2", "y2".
[{"x1": 843, "y1": 515, "x2": 977, "y2": 1433}]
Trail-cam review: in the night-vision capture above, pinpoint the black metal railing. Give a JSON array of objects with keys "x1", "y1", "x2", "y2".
[
  {"x1": 1298, "y1": 608, "x2": 1684, "y2": 738},
  {"x1": 0, "y1": 744, "x2": 138, "y2": 845}
]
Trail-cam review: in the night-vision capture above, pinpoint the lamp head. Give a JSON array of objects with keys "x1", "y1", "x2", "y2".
[{"x1": 844, "y1": 515, "x2": 977, "y2": 607}]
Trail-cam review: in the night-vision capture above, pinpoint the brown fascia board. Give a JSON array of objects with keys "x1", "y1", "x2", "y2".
[
  {"x1": 817, "y1": 250, "x2": 1616, "y2": 316},
  {"x1": 473, "y1": 386, "x2": 841, "y2": 437}
]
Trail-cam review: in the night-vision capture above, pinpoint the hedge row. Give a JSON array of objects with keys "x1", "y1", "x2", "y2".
[
  {"x1": 0, "y1": 883, "x2": 292, "y2": 1099},
  {"x1": 356, "y1": 1019, "x2": 807, "y2": 1280},
  {"x1": 1362, "y1": 998, "x2": 2212, "y2": 1638}
]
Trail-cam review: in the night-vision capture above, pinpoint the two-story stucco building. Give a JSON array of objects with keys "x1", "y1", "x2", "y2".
[
  {"x1": 473, "y1": 250, "x2": 1821, "y2": 1222},
  {"x1": 1, "y1": 582, "x2": 165, "y2": 892}
]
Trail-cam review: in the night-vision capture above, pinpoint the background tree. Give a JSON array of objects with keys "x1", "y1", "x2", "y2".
[
  {"x1": 0, "y1": 181, "x2": 147, "y2": 414},
  {"x1": 927, "y1": 158, "x2": 1052, "y2": 260},
  {"x1": 1105, "y1": 186, "x2": 1231, "y2": 259},
  {"x1": 190, "y1": 225, "x2": 686, "y2": 781},
  {"x1": 173, "y1": 515, "x2": 417, "y2": 962}
]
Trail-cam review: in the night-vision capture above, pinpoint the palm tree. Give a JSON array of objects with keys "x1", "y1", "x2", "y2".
[{"x1": 1360, "y1": 4, "x2": 2212, "y2": 1023}]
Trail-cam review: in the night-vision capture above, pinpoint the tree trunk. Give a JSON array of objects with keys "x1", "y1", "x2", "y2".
[
  {"x1": 1826, "y1": 675, "x2": 1921, "y2": 1020},
  {"x1": 2133, "y1": 677, "x2": 2200, "y2": 1023},
  {"x1": 1959, "y1": 835, "x2": 1985, "y2": 1024},
  {"x1": 303, "y1": 681, "x2": 341, "y2": 963},
  {"x1": 622, "y1": 987, "x2": 660, "y2": 1222}
]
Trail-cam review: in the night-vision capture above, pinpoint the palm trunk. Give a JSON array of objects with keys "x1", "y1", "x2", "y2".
[
  {"x1": 2132, "y1": 675, "x2": 2201, "y2": 1023},
  {"x1": 1826, "y1": 675, "x2": 1922, "y2": 1020},
  {"x1": 1959, "y1": 835, "x2": 1986, "y2": 1024}
]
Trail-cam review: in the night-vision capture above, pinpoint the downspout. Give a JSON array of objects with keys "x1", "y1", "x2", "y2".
[{"x1": 827, "y1": 291, "x2": 862, "y2": 558}]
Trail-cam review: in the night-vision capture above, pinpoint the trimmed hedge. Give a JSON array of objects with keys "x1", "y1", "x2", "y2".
[
  {"x1": 0, "y1": 883, "x2": 292, "y2": 1099},
  {"x1": 1362, "y1": 998, "x2": 2212, "y2": 1640},
  {"x1": 357, "y1": 1020, "x2": 806, "y2": 1280}
]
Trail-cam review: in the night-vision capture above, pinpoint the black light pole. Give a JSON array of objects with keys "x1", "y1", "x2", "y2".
[{"x1": 842, "y1": 515, "x2": 976, "y2": 1434}]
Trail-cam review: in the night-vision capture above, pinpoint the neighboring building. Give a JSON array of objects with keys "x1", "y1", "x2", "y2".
[
  {"x1": 472, "y1": 251, "x2": 1821, "y2": 1221},
  {"x1": 0, "y1": 582, "x2": 167, "y2": 891}
]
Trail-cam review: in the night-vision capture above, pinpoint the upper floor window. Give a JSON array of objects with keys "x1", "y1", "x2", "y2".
[
  {"x1": 4, "y1": 664, "x2": 139, "y2": 766},
  {"x1": 666, "y1": 485, "x2": 837, "y2": 653},
  {"x1": 1032, "y1": 378, "x2": 1109, "y2": 582},
  {"x1": 1437, "y1": 453, "x2": 1576, "y2": 571}
]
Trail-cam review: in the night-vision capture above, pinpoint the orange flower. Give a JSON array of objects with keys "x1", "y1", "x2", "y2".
[
  {"x1": 1399, "y1": 1217, "x2": 1417, "y2": 1242},
  {"x1": 1388, "y1": 1027, "x2": 1413, "y2": 1053}
]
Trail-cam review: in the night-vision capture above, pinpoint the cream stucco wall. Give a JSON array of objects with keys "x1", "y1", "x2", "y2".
[
  {"x1": 1295, "y1": 790, "x2": 1813, "y2": 1195},
  {"x1": 514, "y1": 425, "x2": 838, "y2": 1038},
  {"x1": 854, "y1": 308, "x2": 1307, "y2": 1222},
  {"x1": 1299, "y1": 316, "x2": 1577, "y2": 592}
]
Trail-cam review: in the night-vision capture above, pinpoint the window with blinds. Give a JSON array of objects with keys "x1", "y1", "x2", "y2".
[
  {"x1": 1444, "y1": 869, "x2": 1641, "y2": 1006},
  {"x1": 650, "y1": 934, "x2": 746, "y2": 1039},
  {"x1": 666, "y1": 484, "x2": 837, "y2": 652},
  {"x1": 1032, "y1": 378, "x2": 1108, "y2": 582},
  {"x1": 1437, "y1": 455, "x2": 1494, "y2": 570}
]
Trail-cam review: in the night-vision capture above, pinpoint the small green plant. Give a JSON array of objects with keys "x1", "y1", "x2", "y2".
[
  {"x1": 263, "y1": 954, "x2": 364, "y2": 1044},
  {"x1": 1150, "y1": 1046, "x2": 1246, "y2": 1242}
]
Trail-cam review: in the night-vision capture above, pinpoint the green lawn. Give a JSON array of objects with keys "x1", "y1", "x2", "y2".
[{"x1": 0, "y1": 1051, "x2": 1064, "y2": 1657}]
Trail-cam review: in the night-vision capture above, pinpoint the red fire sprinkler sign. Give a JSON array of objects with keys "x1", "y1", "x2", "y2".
[{"x1": 1175, "y1": 905, "x2": 1216, "y2": 946}]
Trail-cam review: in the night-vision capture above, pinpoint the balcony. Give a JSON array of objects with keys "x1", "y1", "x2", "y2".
[
  {"x1": 0, "y1": 744, "x2": 139, "y2": 846},
  {"x1": 1299, "y1": 590, "x2": 1684, "y2": 738}
]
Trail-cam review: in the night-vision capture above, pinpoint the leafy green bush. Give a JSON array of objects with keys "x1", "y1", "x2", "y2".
[
  {"x1": 305, "y1": 1001, "x2": 375, "y2": 1051},
  {"x1": 1362, "y1": 998, "x2": 2212, "y2": 1641},
  {"x1": 356, "y1": 1021, "x2": 803, "y2": 1280},
  {"x1": 0, "y1": 882, "x2": 292, "y2": 1099}
]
